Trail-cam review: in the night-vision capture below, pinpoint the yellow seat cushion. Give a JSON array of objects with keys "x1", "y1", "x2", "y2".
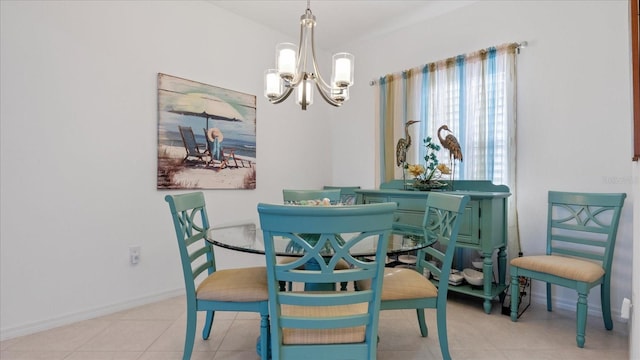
[
  {"x1": 278, "y1": 257, "x2": 351, "y2": 270},
  {"x1": 357, "y1": 267, "x2": 438, "y2": 300},
  {"x1": 510, "y1": 255, "x2": 605, "y2": 283},
  {"x1": 196, "y1": 266, "x2": 268, "y2": 302},
  {"x1": 281, "y1": 299, "x2": 368, "y2": 344},
  {"x1": 380, "y1": 267, "x2": 438, "y2": 300}
]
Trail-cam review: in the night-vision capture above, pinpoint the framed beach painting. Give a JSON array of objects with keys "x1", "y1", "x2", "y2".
[{"x1": 157, "y1": 73, "x2": 256, "y2": 189}]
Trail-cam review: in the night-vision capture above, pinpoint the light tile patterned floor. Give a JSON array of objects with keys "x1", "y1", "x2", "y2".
[{"x1": 1, "y1": 294, "x2": 629, "y2": 359}]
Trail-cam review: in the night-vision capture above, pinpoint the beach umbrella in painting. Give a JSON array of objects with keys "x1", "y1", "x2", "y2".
[{"x1": 168, "y1": 93, "x2": 244, "y2": 130}]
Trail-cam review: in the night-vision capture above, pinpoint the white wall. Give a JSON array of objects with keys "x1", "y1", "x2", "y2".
[
  {"x1": 632, "y1": 162, "x2": 639, "y2": 358},
  {"x1": 0, "y1": 0, "x2": 335, "y2": 339},
  {"x1": 332, "y1": 0, "x2": 635, "y2": 328}
]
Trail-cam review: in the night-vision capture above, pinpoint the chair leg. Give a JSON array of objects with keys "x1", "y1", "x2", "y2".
[
  {"x1": 202, "y1": 310, "x2": 214, "y2": 340},
  {"x1": 576, "y1": 291, "x2": 588, "y2": 348},
  {"x1": 340, "y1": 281, "x2": 348, "y2": 291},
  {"x1": 258, "y1": 312, "x2": 270, "y2": 360},
  {"x1": 416, "y1": 308, "x2": 428, "y2": 337},
  {"x1": 184, "y1": 308, "x2": 197, "y2": 360},
  {"x1": 510, "y1": 274, "x2": 519, "y2": 321},
  {"x1": 436, "y1": 307, "x2": 451, "y2": 360},
  {"x1": 546, "y1": 283, "x2": 553, "y2": 312},
  {"x1": 601, "y1": 277, "x2": 613, "y2": 330}
]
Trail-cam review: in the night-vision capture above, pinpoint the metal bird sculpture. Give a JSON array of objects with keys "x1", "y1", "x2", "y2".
[
  {"x1": 437, "y1": 125, "x2": 463, "y2": 186},
  {"x1": 396, "y1": 120, "x2": 420, "y2": 167},
  {"x1": 437, "y1": 125, "x2": 463, "y2": 162}
]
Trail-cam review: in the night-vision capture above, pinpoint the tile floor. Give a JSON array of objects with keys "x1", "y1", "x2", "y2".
[{"x1": 0, "y1": 293, "x2": 629, "y2": 360}]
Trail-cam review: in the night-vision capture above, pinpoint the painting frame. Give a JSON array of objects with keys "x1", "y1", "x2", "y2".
[{"x1": 157, "y1": 73, "x2": 256, "y2": 190}]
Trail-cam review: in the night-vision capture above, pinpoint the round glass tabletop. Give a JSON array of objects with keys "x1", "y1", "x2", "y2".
[{"x1": 207, "y1": 222, "x2": 434, "y2": 257}]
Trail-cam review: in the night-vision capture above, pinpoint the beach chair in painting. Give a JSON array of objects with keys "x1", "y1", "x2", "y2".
[
  {"x1": 203, "y1": 128, "x2": 244, "y2": 168},
  {"x1": 178, "y1": 126, "x2": 208, "y2": 164}
]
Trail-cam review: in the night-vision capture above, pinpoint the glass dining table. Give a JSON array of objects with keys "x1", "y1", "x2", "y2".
[{"x1": 206, "y1": 221, "x2": 435, "y2": 266}]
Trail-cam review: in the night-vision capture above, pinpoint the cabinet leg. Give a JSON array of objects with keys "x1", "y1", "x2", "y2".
[
  {"x1": 497, "y1": 246, "x2": 507, "y2": 288},
  {"x1": 483, "y1": 299, "x2": 492, "y2": 314},
  {"x1": 482, "y1": 253, "x2": 493, "y2": 314},
  {"x1": 498, "y1": 246, "x2": 507, "y2": 304}
]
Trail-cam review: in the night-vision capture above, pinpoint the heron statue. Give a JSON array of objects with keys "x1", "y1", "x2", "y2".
[
  {"x1": 396, "y1": 120, "x2": 420, "y2": 167},
  {"x1": 437, "y1": 124, "x2": 463, "y2": 186}
]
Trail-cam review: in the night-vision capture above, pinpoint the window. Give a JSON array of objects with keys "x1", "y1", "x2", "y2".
[{"x1": 377, "y1": 44, "x2": 517, "y2": 186}]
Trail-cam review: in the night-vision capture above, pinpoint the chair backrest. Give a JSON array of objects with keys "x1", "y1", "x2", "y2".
[
  {"x1": 257, "y1": 202, "x2": 396, "y2": 359},
  {"x1": 178, "y1": 126, "x2": 202, "y2": 155},
  {"x1": 416, "y1": 193, "x2": 470, "y2": 304},
  {"x1": 282, "y1": 189, "x2": 342, "y2": 203},
  {"x1": 546, "y1": 191, "x2": 626, "y2": 273},
  {"x1": 323, "y1": 185, "x2": 361, "y2": 205},
  {"x1": 165, "y1": 192, "x2": 216, "y2": 298}
]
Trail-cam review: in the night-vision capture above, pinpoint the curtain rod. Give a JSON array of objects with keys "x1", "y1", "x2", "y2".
[{"x1": 369, "y1": 41, "x2": 527, "y2": 86}]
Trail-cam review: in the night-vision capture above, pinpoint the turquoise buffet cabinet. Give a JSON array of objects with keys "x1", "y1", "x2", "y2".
[{"x1": 356, "y1": 180, "x2": 510, "y2": 314}]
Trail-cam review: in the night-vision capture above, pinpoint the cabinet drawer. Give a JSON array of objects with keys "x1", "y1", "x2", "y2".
[
  {"x1": 361, "y1": 195, "x2": 388, "y2": 204},
  {"x1": 393, "y1": 210, "x2": 423, "y2": 227},
  {"x1": 388, "y1": 196, "x2": 428, "y2": 211}
]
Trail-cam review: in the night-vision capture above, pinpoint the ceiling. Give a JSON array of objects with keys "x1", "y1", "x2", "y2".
[{"x1": 206, "y1": 0, "x2": 475, "y2": 50}]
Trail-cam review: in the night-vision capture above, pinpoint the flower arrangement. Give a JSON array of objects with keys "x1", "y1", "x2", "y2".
[
  {"x1": 406, "y1": 137, "x2": 451, "y2": 190},
  {"x1": 285, "y1": 198, "x2": 334, "y2": 206}
]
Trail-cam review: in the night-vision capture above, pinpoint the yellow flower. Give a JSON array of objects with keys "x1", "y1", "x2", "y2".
[
  {"x1": 407, "y1": 164, "x2": 425, "y2": 177},
  {"x1": 437, "y1": 163, "x2": 451, "y2": 175}
]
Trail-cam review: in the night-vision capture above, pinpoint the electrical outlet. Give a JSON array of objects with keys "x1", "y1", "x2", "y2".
[
  {"x1": 621, "y1": 298, "x2": 631, "y2": 320},
  {"x1": 129, "y1": 246, "x2": 140, "y2": 265}
]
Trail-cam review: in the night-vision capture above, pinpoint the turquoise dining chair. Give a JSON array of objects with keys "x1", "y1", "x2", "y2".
[
  {"x1": 281, "y1": 188, "x2": 349, "y2": 291},
  {"x1": 282, "y1": 189, "x2": 342, "y2": 203},
  {"x1": 258, "y1": 202, "x2": 396, "y2": 360},
  {"x1": 165, "y1": 192, "x2": 269, "y2": 360},
  {"x1": 323, "y1": 185, "x2": 361, "y2": 205},
  {"x1": 510, "y1": 191, "x2": 626, "y2": 348},
  {"x1": 358, "y1": 192, "x2": 470, "y2": 360}
]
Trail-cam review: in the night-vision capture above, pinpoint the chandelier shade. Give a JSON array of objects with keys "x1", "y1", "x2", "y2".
[
  {"x1": 296, "y1": 79, "x2": 314, "y2": 107},
  {"x1": 264, "y1": 1, "x2": 354, "y2": 110},
  {"x1": 331, "y1": 53, "x2": 354, "y2": 87}
]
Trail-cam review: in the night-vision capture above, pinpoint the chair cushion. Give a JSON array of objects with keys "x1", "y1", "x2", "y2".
[
  {"x1": 196, "y1": 266, "x2": 269, "y2": 302},
  {"x1": 510, "y1": 255, "x2": 605, "y2": 283},
  {"x1": 281, "y1": 300, "x2": 368, "y2": 344},
  {"x1": 277, "y1": 256, "x2": 300, "y2": 266},
  {"x1": 357, "y1": 268, "x2": 438, "y2": 300},
  {"x1": 381, "y1": 268, "x2": 438, "y2": 300},
  {"x1": 278, "y1": 257, "x2": 351, "y2": 270}
]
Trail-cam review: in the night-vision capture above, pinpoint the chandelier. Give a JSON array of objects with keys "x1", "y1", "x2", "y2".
[{"x1": 263, "y1": 1, "x2": 354, "y2": 110}]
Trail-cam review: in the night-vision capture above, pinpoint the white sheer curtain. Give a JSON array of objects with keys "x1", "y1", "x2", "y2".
[{"x1": 374, "y1": 43, "x2": 521, "y2": 259}]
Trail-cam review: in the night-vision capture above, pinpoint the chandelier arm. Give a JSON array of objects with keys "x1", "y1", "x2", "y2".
[
  {"x1": 309, "y1": 23, "x2": 334, "y2": 91},
  {"x1": 269, "y1": 87, "x2": 295, "y2": 104},
  {"x1": 314, "y1": 81, "x2": 342, "y2": 107},
  {"x1": 294, "y1": 14, "x2": 307, "y2": 84},
  {"x1": 288, "y1": 74, "x2": 304, "y2": 87}
]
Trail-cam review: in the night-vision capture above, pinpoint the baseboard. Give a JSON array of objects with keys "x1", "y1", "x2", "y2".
[{"x1": 0, "y1": 288, "x2": 184, "y2": 341}]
